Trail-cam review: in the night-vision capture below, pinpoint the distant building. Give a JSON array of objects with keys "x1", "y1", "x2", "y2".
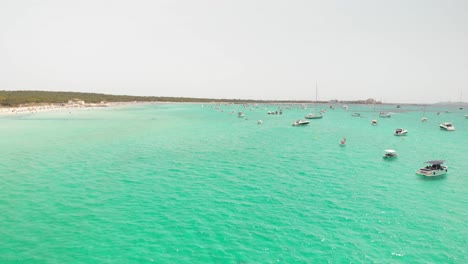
[
  {"x1": 68, "y1": 99, "x2": 85, "y2": 105},
  {"x1": 332, "y1": 98, "x2": 381, "y2": 104}
]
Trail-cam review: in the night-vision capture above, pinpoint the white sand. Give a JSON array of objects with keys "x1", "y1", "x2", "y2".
[{"x1": 0, "y1": 101, "x2": 156, "y2": 116}]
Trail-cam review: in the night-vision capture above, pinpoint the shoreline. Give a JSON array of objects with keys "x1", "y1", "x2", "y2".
[
  {"x1": 1, "y1": 101, "x2": 465, "y2": 116},
  {"x1": 0, "y1": 101, "x2": 157, "y2": 116}
]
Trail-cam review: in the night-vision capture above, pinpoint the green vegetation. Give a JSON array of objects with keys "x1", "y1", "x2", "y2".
[
  {"x1": 0, "y1": 90, "x2": 383, "y2": 107},
  {"x1": 0, "y1": 90, "x2": 262, "y2": 107}
]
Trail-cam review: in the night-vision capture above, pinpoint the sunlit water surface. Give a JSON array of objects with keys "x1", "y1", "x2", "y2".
[{"x1": 1, "y1": 104, "x2": 467, "y2": 263}]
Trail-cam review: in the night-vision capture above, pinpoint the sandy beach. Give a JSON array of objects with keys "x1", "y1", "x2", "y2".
[{"x1": 0, "y1": 101, "x2": 154, "y2": 116}]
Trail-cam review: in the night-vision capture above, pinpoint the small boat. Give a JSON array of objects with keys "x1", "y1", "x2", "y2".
[
  {"x1": 257, "y1": 120, "x2": 263, "y2": 124},
  {"x1": 352, "y1": 113, "x2": 361, "y2": 117},
  {"x1": 305, "y1": 113, "x2": 323, "y2": 119},
  {"x1": 371, "y1": 119, "x2": 378, "y2": 126},
  {"x1": 292, "y1": 119, "x2": 310, "y2": 126},
  {"x1": 394, "y1": 128, "x2": 408, "y2": 136},
  {"x1": 238, "y1": 112, "x2": 245, "y2": 118},
  {"x1": 267, "y1": 110, "x2": 282, "y2": 115},
  {"x1": 416, "y1": 160, "x2": 448, "y2": 177},
  {"x1": 379, "y1": 112, "x2": 391, "y2": 118},
  {"x1": 421, "y1": 105, "x2": 427, "y2": 122},
  {"x1": 439, "y1": 122, "x2": 455, "y2": 131},
  {"x1": 383, "y1": 149, "x2": 398, "y2": 159}
]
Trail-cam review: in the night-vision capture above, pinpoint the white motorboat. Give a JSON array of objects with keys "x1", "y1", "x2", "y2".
[
  {"x1": 421, "y1": 117, "x2": 428, "y2": 122},
  {"x1": 257, "y1": 120, "x2": 263, "y2": 124},
  {"x1": 371, "y1": 119, "x2": 378, "y2": 126},
  {"x1": 292, "y1": 119, "x2": 310, "y2": 126},
  {"x1": 439, "y1": 122, "x2": 455, "y2": 131},
  {"x1": 238, "y1": 112, "x2": 245, "y2": 118},
  {"x1": 379, "y1": 112, "x2": 391, "y2": 118},
  {"x1": 393, "y1": 128, "x2": 408, "y2": 136},
  {"x1": 383, "y1": 149, "x2": 398, "y2": 159},
  {"x1": 416, "y1": 160, "x2": 448, "y2": 177},
  {"x1": 352, "y1": 113, "x2": 361, "y2": 117},
  {"x1": 305, "y1": 113, "x2": 323, "y2": 119}
]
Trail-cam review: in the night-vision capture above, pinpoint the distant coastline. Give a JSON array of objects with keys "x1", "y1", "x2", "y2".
[
  {"x1": 1, "y1": 90, "x2": 466, "y2": 109},
  {"x1": 0, "y1": 90, "x2": 381, "y2": 106},
  {"x1": 0, "y1": 90, "x2": 382, "y2": 108}
]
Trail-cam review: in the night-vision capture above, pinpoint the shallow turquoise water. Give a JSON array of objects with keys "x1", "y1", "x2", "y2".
[{"x1": 0, "y1": 104, "x2": 467, "y2": 263}]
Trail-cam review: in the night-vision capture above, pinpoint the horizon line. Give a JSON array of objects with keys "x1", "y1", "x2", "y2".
[{"x1": 1, "y1": 89, "x2": 467, "y2": 105}]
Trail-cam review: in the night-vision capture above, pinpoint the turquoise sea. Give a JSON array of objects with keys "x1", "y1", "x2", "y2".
[{"x1": 1, "y1": 103, "x2": 467, "y2": 263}]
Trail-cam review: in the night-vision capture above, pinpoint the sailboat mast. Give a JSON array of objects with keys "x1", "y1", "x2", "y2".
[{"x1": 315, "y1": 82, "x2": 318, "y2": 102}]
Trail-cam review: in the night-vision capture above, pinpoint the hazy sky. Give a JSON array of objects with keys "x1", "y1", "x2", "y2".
[{"x1": 1, "y1": 0, "x2": 467, "y2": 103}]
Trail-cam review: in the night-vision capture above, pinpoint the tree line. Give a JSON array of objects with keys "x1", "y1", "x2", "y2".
[
  {"x1": 0, "y1": 90, "x2": 261, "y2": 107},
  {"x1": 1, "y1": 90, "x2": 378, "y2": 107}
]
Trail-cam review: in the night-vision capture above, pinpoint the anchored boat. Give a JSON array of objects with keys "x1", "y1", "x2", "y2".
[
  {"x1": 292, "y1": 119, "x2": 310, "y2": 126},
  {"x1": 393, "y1": 128, "x2": 408, "y2": 136},
  {"x1": 379, "y1": 112, "x2": 391, "y2": 118},
  {"x1": 305, "y1": 113, "x2": 323, "y2": 119},
  {"x1": 416, "y1": 160, "x2": 448, "y2": 177},
  {"x1": 383, "y1": 149, "x2": 398, "y2": 159},
  {"x1": 439, "y1": 122, "x2": 455, "y2": 131}
]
